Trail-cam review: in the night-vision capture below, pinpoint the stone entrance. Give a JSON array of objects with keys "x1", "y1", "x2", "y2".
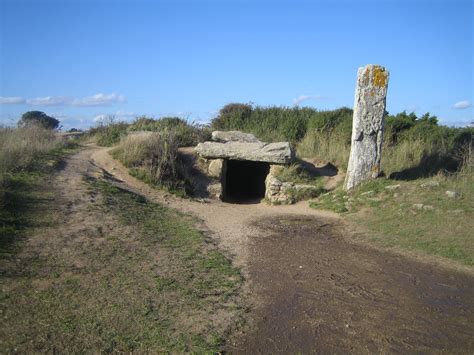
[
  {"x1": 195, "y1": 130, "x2": 295, "y2": 203},
  {"x1": 223, "y1": 160, "x2": 270, "y2": 202}
]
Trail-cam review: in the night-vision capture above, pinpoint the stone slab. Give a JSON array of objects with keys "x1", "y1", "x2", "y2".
[{"x1": 195, "y1": 141, "x2": 294, "y2": 164}]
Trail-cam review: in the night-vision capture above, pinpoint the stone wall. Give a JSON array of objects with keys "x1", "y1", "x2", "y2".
[{"x1": 265, "y1": 165, "x2": 322, "y2": 205}]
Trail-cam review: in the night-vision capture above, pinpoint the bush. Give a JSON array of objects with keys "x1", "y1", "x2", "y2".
[
  {"x1": 212, "y1": 104, "x2": 328, "y2": 143},
  {"x1": 18, "y1": 111, "x2": 60, "y2": 130},
  {"x1": 211, "y1": 103, "x2": 253, "y2": 131},
  {"x1": 88, "y1": 116, "x2": 129, "y2": 147}
]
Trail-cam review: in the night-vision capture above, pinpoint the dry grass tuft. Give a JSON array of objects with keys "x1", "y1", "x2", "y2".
[
  {"x1": 111, "y1": 131, "x2": 188, "y2": 194},
  {"x1": 0, "y1": 126, "x2": 61, "y2": 177}
]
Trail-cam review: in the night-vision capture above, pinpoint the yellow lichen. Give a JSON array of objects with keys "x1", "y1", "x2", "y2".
[{"x1": 372, "y1": 67, "x2": 387, "y2": 88}]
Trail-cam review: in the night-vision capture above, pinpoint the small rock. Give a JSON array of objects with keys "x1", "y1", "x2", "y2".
[
  {"x1": 393, "y1": 192, "x2": 400, "y2": 198},
  {"x1": 422, "y1": 205, "x2": 434, "y2": 211},
  {"x1": 420, "y1": 181, "x2": 439, "y2": 188},
  {"x1": 445, "y1": 190, "x2": 460, "y2": 199},
  {"x1": 385, "y1": 184, "x2": 400, "y2": 190},
  {"x1": 413, "y1": 203, "x2": 424, "y2": 210}
]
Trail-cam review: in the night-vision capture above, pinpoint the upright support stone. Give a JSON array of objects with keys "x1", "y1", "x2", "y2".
[{"x1": 344, "y1": 64, "x2": 389, "y2": 191}]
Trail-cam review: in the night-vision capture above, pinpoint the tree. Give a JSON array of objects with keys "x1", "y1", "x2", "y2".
[
  {"x1": 418, "y1": 112, "x2": 438, "y2": 125},
  {"x1": 18, "y1": 111, "x2": 60, "y2": 130},
  {"x1": 211, "y1": 103, "x2": 253, "y2": 130}
]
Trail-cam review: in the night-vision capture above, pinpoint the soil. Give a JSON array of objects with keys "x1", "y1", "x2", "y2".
[
  {"x1": 14, "y1": 145, "x2": 472, "y2": 353},
  {"x1": 227, "y1": 216, "x2": 474, "y2": 353}
]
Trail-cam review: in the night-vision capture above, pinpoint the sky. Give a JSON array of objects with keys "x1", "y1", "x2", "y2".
[{"x1": 0, "y1": 0, "x2": 473, "y2": 130}]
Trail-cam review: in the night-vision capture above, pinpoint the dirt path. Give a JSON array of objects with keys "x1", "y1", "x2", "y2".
[{"x1": 87, "y1": 145, "x2": 474, "y2": 353}]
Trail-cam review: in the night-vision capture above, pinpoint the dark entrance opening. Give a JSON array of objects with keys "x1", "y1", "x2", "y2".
[{"x1": 224, "y1": 159, "x2": 270, "y2": 203}]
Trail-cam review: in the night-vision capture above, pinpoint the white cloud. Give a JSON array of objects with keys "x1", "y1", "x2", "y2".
[
  {"x1": 293, "y1": 95, "x2": 326, "y2": 105},
  {"x1": 0, "y1": 96, "x2": 25, "y2": 105},
  {"x1": 93, "y1": 114, "x2": 108, "y2": 123},
  {"x1": 26, "y1": 96, "x2": 73, "y2": 106},
  {"x1": 93, "y1": 110, "x2": 136, "y2": 124},
  {"x1": 72, "y1": 93, "x2": 126, "y2": 107},
  {"x1": 6, "y1": 93, "x2": 126, "y2": 107},
  {"x1": 115, "y1": 110, "x2": 135, "y2": 119},
  {"x1": 404, "y1": 105, "x2": 418, "y2": 112},
  {"x1": 453, "y1": 100, "x2": 472, "y2": 109}
]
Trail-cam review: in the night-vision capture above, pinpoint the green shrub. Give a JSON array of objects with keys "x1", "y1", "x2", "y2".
[{"x1": 212, "y1": 104, "x2": 339, "y2": 143}]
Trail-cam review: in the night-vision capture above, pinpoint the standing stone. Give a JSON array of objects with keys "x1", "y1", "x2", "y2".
[{"x1": 344, "y1": 64, "x2": 389, "y2": 191}]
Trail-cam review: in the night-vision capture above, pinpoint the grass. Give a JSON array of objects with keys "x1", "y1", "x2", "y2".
[
  {"x1": 0, "y1": 126, "x2": 64, "y2": 181},
  {"x1": 87, "y1": 116, "x2": 211, "y2": 148},
  {"x1": 0, "y1": 174, "x2": 243, "y2": 353},
  {"x1": 310, "y1": 170, "x2": 474, "y2": 266},
  {"x1": 0, "y1": 126, "x2": 77, "y2": 256}
]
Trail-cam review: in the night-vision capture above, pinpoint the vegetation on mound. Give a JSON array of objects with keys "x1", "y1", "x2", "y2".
[
  {"x1": 87, "y1": 115, "x2": 210, "y2": 147},
  {"x1": 129, "y1": 116, "x2": 211, "y2": 146},
  {"x1": 110, "y1": 131, "x2": 190, "y2": 196},
  {"x1": 212, "y1": 103, "x2": 472, "y2": 177}
]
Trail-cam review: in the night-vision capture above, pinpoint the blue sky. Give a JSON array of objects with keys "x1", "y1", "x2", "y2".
[{"x1": 1, "y1": 0, "x2": 472, "y2": 129}]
